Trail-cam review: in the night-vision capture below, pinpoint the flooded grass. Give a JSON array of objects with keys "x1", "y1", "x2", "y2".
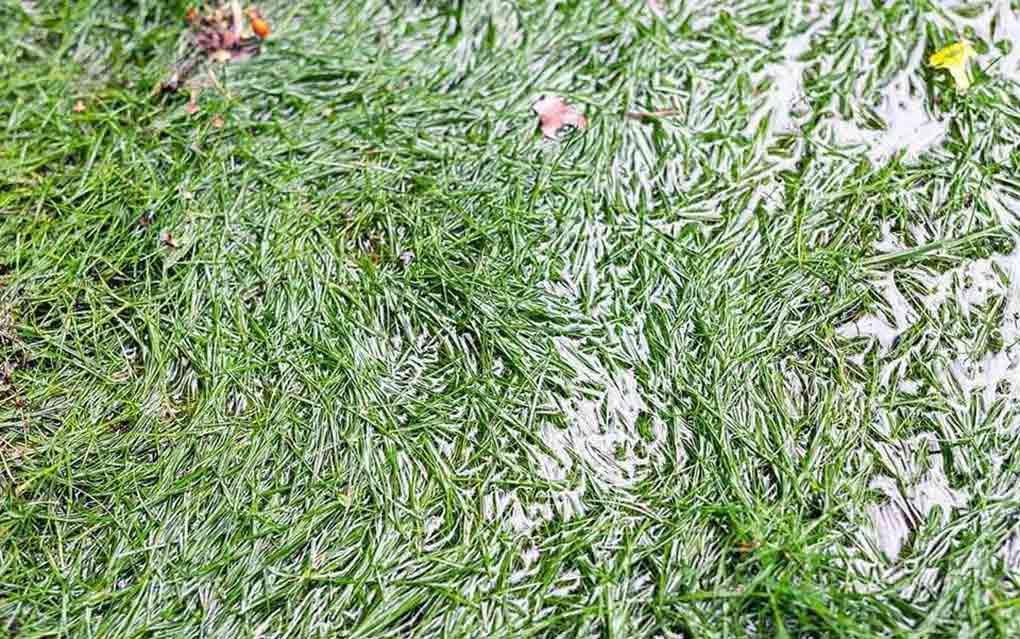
[{"x1": 2, "y1": 0, "x2": 1020, "y2": 636}]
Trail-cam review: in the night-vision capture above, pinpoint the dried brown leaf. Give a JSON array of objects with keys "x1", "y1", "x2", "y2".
[{"x1": 158, "y1": 2, "x2": 266, "y2": 99}]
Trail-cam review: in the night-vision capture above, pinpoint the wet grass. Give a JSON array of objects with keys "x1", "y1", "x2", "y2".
[{"x1": 3, "y1": 0, "x2": 1020, "y2": 636}]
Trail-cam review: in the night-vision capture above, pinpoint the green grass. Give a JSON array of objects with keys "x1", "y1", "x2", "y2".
[{"x1": 3, "y1": 0, "x2": 1020, "y2": 636}]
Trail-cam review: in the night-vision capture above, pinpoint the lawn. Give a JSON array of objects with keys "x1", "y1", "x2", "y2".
[{"x1": 2, "y1": 0, "x2": 1020, "y2": 636}]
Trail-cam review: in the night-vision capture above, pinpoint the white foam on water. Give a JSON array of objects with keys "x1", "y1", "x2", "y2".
[
  {"x1": 540, "y1": 219, "x2": 614, "y2": 318},
  {"x1": 548, "y1": 569, "x2": 582, "y2": 597},
  {"x1": 938, "y1": 348, "x2": 1020, "y2": 417},
  {"x1": 530, "y1": 212, "x2": 668, "y2": 501},
  {"x1": 747, "y1": 1, "x2": 838, "y2": 140},
  {"x1": 424, "y1": 515, "x2": 443, "y2": 536},
  {"x1": 616, "y1": 319, "x2": 651, "y2": 364},
  {"x1": 521, "y1": 544, "x2": 540, "y2": 566},
  {"x1": 351, "y1": 330, "x2": 442, "y2": 405},
  {"x1": 509, "y1": 544, "x2": 544, "y2": 585},
  {"x1": 872, "y1": 220, "x2": 906, "y2": 253},
  {"x1": 840, "y1": 246, "x2": 1020, "y2": 389},
  {"x1": 908, "y1": 474, "x2": 969, "y2": 518},
  {"x1": 840, "y1": 308, "x2": 897, "y2": 349}
]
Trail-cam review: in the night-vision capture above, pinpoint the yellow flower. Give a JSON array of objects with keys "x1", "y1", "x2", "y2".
[{"x1": 929, "y1": 41, "x2": 976, "y2": 92}]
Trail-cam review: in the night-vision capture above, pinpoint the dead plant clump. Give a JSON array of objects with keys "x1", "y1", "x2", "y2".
[{"x1": 155, "y1": 1, "x2": 271, "y2": 110}]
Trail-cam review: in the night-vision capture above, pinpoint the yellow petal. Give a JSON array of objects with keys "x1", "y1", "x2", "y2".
[
  {"x1": 929, "y1": 41, "x2": 974, "y2": 69},
  {"x1": 929, "y1": 41, "x2": 975, "y2": 92},
  {"x1": 949, "y1": 66, "x2": 972, "y2": 92}
]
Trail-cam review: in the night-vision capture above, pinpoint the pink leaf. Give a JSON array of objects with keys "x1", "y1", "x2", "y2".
[
  {"x1": 647, "y1": 0, "x2": 664, "y2": 17},
  {"x1": 532, "y1": 95, "x2": 587, "y2": 139}
]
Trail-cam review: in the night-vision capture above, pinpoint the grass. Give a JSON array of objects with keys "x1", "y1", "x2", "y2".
[{"x1": 2, "y1": 0, "x2": 1020, "y2": 636}]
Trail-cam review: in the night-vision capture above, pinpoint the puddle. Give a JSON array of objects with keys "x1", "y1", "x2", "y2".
[
  {"x1": 841, "y1": 239, "x2": 1019, "y2": 570},
  {"x1": 537, "y1": 357, "x2": 656, "y2": 487},
  {"x1": 534, "y1": 222, "x2": 657, "y2": 494},
  {"x1": 748, "y1": 20, "x2": 823, "y2": 142},
  {"x1": 862, "y1": 434, "x2": 970, "y2": 562},
  {"x1": 821, "y1": 61, "x2": 948, "y2": 165}
]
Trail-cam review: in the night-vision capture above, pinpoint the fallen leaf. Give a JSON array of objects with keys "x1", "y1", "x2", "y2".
[
  {"x1": 159, "y1": 230, "x2": 179, "y2": 248},
  {"x1": 211, "y1": 114, "x2": 225, "y2": 128},
  {"x1": 195, "y1": 29, "x2": 222, "y2": 51},
  {"x1": 72, "y1": 99, "x2": 86, "y2": 113},
  {"x1": 220, "y1": 30, "x2": 239, "y2": 49},
  {"x1": 251, "y1": 15, "x2": 271, "y2": 39},
  {"x1": 532, "y1": 95, "x2": 587, "y2": 139},
  {"x1": 647, "y1": 0, "x2": 664, "y2": 16}
]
